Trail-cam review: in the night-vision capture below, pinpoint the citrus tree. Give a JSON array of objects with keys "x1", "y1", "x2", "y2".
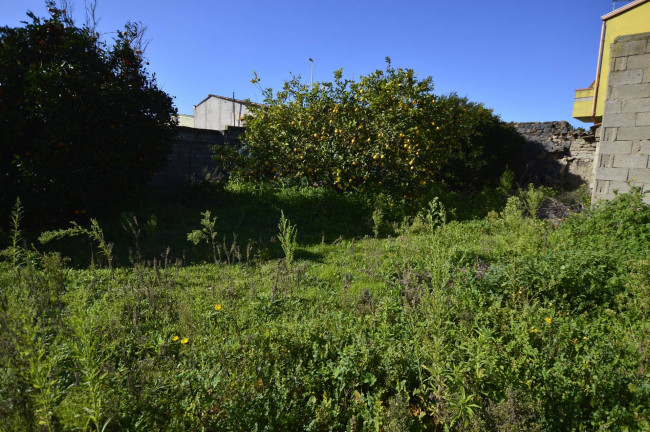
[
  {"x1": 216, "y1": 59, "x2": 523, "y2": 198},
  {"x1": 0, "y1": 2, "x2": 177, "y2": 224}
]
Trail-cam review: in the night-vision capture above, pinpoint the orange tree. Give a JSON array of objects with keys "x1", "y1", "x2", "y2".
[
  {"x1": 0, "y1": 3, "x2": 176, "y2": 225},
  {"x1": 217, "y1": 60, "x2": 523, "y2": 200}
]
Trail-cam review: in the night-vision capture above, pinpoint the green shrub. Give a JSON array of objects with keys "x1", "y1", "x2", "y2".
[
  {"x1": 0, "y1": 3, "x2": 177, "y2": 225},
  {"x1": 520, "y1": 183, "x2": 548, "y2": 218},
  {"x1": 556, "y1": 186, "x2": 650, "y2": 253},
  {"x1": 216, "y1": 60, "x2": 523, "y2": 200}
]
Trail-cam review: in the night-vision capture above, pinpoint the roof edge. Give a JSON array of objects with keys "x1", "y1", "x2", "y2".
[
  {"x1": 195, "y1": 94, "x2": 261, "y2": 107},
  {"x1": 602, "y1": 0, "x2": 648, "y2": 21}
]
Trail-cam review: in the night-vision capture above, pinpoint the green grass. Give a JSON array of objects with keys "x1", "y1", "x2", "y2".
[
  {"x1": 29, "y1": 180, "x2": 513, "y2": 269},
  {"x1": 1, "y1": 184, "x2": 648, "y2": 431}
]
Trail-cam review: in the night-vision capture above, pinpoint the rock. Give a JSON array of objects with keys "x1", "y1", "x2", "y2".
[{"x1": 514, "y1": 121, "x2": 596, "y2": 189}]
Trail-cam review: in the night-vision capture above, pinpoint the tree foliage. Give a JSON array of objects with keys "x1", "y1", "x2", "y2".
[
  {"x1": 0, "y1": 2, "x2": 177, "y2": 224},
  {"x1": 216, "y1": 59, "x2": 523, "y2": 198}
]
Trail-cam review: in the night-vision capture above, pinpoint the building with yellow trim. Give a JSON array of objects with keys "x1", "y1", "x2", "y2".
[{"x1": 572, "y1": 0, "x2": 650, "y2": 123}]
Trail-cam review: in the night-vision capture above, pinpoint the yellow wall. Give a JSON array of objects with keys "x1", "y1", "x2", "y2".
[
  {"x1": 595, "y1": 1, "x2": 650, "y2": 120},
  {"x1": 177, "y1": 114, "x2": 194, "y2": 128},
  {"x1": 572, "y1": 88, "x2": 595, "y2": 121}
]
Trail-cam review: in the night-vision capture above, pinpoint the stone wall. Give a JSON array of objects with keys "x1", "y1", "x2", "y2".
[
  {"x1": 593, "y1": 32, "x2": 650, "y2": 203},
  {"x1": 152, "y1": 122, "x2": 599, "y2": 188},
  {"x1": 150, "y1": 126, "x2": 244, "y2": 186},
  {"x1": 514, "y1": 121, "x2": 597, "y2": 188}
]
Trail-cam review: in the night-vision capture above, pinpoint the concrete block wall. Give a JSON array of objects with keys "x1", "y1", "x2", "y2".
[
  {"x1": 150, "y1": 126, "x2": 225, "y2": 186},
  {"x1": 593, "y1": 32, "x2": 650, "y2": 203},
  {"x1": 152, "y1": 125, "x2": 245, "y2": 186}
]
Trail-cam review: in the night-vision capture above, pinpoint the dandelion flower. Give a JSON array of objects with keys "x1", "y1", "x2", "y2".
[
  {"x1": 215, "y1": 303, "x2": 222, "y2": 311},
  {"x1": 172, "y1": 335, "x2": 179, "y2": 341},
  {"x1": 181, "y1": 337, "x2": 189, "y2": 344},
  {"x1": 545, "y1": 317, "x2": 552, "y2": 324},
  {"x1": 530, "y1": 326, "x2": 538, "y2": 333}
]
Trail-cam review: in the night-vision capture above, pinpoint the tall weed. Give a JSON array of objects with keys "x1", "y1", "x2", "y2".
[
  {"x1": 187, "y1": 210, "x2": 219, "y2": 264},
  {"x1": 278, "y1": 211, "x2": 298, "y2": 270},
  {"x1": 39, "y1": 219, "x2": 114, "y2": 272}
]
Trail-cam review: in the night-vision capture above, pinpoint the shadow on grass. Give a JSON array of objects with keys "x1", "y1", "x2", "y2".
[
  {"x1": 294, "y1": 248, "x2": 326, "y2": 263},
  {"x1": 32, "y1": 180, "x2": 512, "y2": 268},
  {"x1": 36, "y1": 182, "x2": 374, "y2": 268}
]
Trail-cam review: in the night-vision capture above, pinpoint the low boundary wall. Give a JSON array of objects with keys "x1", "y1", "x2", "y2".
[{"x1": 150, "y1": 126, "x2": 243, "y2": 186}]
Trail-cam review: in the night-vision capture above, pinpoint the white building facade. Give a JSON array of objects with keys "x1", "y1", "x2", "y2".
[{"x1": 193, "y1": 94, "x2": 253, "y2": 131}]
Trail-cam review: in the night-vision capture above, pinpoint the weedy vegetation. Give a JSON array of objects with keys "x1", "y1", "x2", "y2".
[
  {"x1": 1, "y1": 8, "x2": 647, "y2": 429},
  {"x1": 1, "y1": 181, "x2": 648, "y2": 431}
]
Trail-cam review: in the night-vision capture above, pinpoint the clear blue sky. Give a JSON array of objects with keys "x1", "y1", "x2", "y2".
[{"x1": 0, "y1": 0, "x2": 629, "y2": 128}]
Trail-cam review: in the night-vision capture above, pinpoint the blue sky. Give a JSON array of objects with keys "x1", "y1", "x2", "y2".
[{"x1": 0, "y1": 0, "x2": 629, "y2": 128}]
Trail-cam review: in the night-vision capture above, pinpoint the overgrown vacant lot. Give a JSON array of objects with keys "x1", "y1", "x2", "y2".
[{"x1": 1, "y1": 185, "x2": 649, "y2": 431}]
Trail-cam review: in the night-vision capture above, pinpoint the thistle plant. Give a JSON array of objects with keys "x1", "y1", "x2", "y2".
[
  {"x1": 187, "y1": 211, "x2": 219, "y2": 264},
  {"x1": 278, "y1": 211, "x2": 297, "y2": 269}
]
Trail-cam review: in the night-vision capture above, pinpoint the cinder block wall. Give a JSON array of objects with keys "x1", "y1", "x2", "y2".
[
  {"x1": 593, "y1": 32, "x2": 650, "y2": 203},
  {"x1": 150, "y1": 126, "x2": 246, "y2": 186},
  {"x1": 149, "y1": 126, "x2": 224, "y2": 186}
]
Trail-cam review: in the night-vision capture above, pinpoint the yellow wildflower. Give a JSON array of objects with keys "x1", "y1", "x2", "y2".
[
  {"x1": 545, "y1": 317, "x2": 552, "y2": 324},
  {"x1": 530, "y1": 326, "x2": 538, "y2": 333},
  {"x1": 215, "y1": 303, "x2": 222, "y2": 311},
  {"x1": 172, "y1": 335, "x2": 179, "y2": 341},
  {"x1": 181, "y1": 337, "x2": 189, "y2": 344}
]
